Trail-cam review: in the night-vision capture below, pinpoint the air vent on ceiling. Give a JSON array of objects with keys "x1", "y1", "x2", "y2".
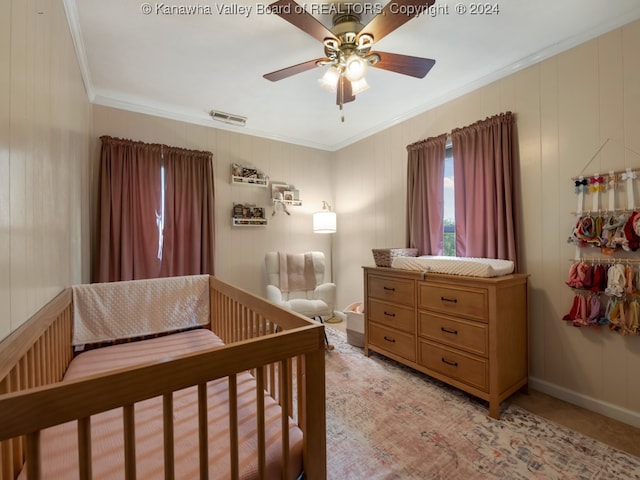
[{"x1": 209, "y1": 110, "x2": 247, "y2": 127}]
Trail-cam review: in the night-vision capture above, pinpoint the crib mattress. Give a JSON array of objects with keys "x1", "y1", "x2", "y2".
[
  {"x1": 18, "y1": 329, "x2": 303, "y2": 480},
  {"x1": 391, "y1": 255, "x2": 515, "y2": 277}
]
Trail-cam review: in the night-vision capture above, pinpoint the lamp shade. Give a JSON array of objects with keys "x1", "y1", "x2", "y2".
[{"x1": 313, "y1": 210, "x2": 337, "y2": 233}]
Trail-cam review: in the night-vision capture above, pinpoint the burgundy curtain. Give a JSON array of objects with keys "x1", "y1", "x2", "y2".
[
  {"x1": 159, "y1": 146, "x2": 215, "y2": 277},
  {"x1": 406, "y1": 134, "x2": 448, "y2": 255},
  {"x1": 451, "y1": 112, "x2": 520, "y2": 270},
  {"x1": 95, "y1": 136, "x2": 215, "y2": 282}
]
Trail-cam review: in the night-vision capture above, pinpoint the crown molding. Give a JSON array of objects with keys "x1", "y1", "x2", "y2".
[{"x1": 62, "y1": 0, "x2": 95, "y2": 101}]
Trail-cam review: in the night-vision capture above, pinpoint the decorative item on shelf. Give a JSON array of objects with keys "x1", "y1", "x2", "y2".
[
  {"x1": 313, "y1": 201, "x2": 340, "y2": 323},
  {"x1": 271, "y1": 183, "x2": 302, "y2": 215},
  {"x1": 230, "y1": 163, "x2": 268, "y2": 187},
  {"x1": 232, "y1": 203, "x2": 267, "y2": 226}
]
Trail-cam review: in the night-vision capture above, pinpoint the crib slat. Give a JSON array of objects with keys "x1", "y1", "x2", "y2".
[
  {"x1": 297, "y1": 356, "x2": 306, "y2": 431},
  {"x1": 197, "y1": 384, "x2": 208, "y2": 480},
  {"x1": 286, "y1": 357, "x2": 293, "y2": 415},
  {"x1": 269, "y1": 363, "x2": 276, "y2": 399},
  {"x1": 123, "y1": 404, "x2": 136, "y2": 480},
  {"x1": 77, "y1": 417, "x2": 92, "y2": 480},
  {"x1": 228, "y1": 375, "x2": 239, "y2": 480},
  {"x1": 255, "y1": 368, "x2": 266, "y2": 479},
  {"x1": 9, "y1": 368, "x2": 24, "y2": 473},
  {"x1": 1, "y1": 439, "x2": 14, "y2": 480},
  {"x1": 25, "y1": 432, "x2": 40, "y2": 480},
  {"x1": 162, "y1": 393, "x2": 174, "y2": 480},
  {"x1": 280, "y1": 360, "x2": 291, "y2": 480}
]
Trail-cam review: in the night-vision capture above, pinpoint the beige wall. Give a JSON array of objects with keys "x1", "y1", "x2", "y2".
[
  {"x1": 333, "y1": 20, "x2": 640, "y2": 426},
  {"x1": 0, "y1": 0, "x2": 92, "y2": 339},
  {"x1": 3, "y1": 0, "x2": 640, "y2": 428},
  {"x1": 91, "y1": 106, "x2": 334, "y2": 297}
]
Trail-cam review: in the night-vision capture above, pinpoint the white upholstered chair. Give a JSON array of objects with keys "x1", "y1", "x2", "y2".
[{"x1": 265, "y1": 251, "x2": 336, "y2": 320}]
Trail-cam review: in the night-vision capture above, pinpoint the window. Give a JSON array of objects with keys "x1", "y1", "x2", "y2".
[{"x1": 443, "y1": 146, "x2": 455, "y2": 256}]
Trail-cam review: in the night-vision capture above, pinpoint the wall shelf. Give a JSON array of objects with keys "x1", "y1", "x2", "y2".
[
  {"x1": 273, "y1": 199, "x2": 302, "y2": 207},
  {"x1": 232, "y1": 203, "x2": 267, "y2": 227},
  {"x1": 231, "y1": 175, "x2": 268, "y2": 187},
  {"x1": 271, "y1": 182, "x2": 302, "y2": 214},
  {"x1": 231, "y1": 163, "x2": 268, "y2": 187},
  {"x1": 232, "y1": 217, "x2": 267, "y2": 226}
]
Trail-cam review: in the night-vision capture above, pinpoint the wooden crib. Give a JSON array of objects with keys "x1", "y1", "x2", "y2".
[{"x1": 0, "y1": 276, "x2": 326, "y2": 480}]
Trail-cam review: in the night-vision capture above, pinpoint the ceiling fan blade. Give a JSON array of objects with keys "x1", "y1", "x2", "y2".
[
  {"x1": 336, "y1": 76, "x2": 355, "y2": 105},
  {"x1": 268, "y1": 0, "x2": 338, "y2": 44},
  {"x1": 263, "y1": 58, "x2": 329, "y2": 82},
  {"x1": 357, "y1": 0, "x2": 435, "y2": 43},
  {"x1": 370, "y1": 51, "x2": 435, "y2": 78}
]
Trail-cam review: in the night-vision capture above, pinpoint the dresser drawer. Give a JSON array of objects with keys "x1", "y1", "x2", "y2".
[
  {"x1": 368, "y1": 324, "x2": 416, "y2": 362},
  {"x1": 369, "y1": 299, "x2": 415, "y2": 333},
  {"x1": 419, "y1": 312, "x2": 488, "y2": 356},
  {"x1": 418, "y1": 283, "x2": 487, "y2": 322},
  {"x1": 419, "y1": 340, "x2": 487, "y2": 391},
  {"x1": 368, "y1": 275, "x2": 415, "y2": 307}
]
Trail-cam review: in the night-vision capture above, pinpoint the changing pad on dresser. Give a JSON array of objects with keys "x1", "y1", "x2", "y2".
[{"x1": 391, "y1": 255, "x2": 514, "y2": 277}]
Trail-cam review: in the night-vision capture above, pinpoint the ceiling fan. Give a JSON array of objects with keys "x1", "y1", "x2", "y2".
[{"x1": 263, "y1": 0, "x2": 436, "y2": 116}]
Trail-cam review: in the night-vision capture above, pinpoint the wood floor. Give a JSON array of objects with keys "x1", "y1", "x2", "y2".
[{"x1": 327, "y1": 319, "x2": 640, "y2": 459}]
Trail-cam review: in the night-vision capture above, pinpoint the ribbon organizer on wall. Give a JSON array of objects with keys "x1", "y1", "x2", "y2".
[{"x1": 565, "y1": 160, "x2": 640, "y2": 336}]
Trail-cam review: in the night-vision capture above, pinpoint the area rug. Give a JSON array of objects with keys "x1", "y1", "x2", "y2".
[{"x1": 323, "y1": 327, "x2": 640, "y2": 479}]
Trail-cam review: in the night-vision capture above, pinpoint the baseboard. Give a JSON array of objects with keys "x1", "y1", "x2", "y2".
[{"x1": 529, "y1": 376, "x2": 640, "y2": 429}]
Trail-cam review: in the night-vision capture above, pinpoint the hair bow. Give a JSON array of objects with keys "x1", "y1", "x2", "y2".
[
  {"x1": 608, "y1": 173, "x2": 618, "y2": 190},
  {"x1": 621, "y1": 169, "x2": 637, "y2": 181},
  {"x1": 589, "y1": 176, "x2": 604, "y2": 193},
  {"x1": 574, "y1": 178, "x2": 588, "y2": 193}
]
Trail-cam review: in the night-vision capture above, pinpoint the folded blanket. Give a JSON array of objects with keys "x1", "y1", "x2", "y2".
[
  {"x1": 72, "y1": 275, "x2": 210, "y2": 346},
  {"x1": 279, "y1": 252, "x2": 316, "y2": 292}
]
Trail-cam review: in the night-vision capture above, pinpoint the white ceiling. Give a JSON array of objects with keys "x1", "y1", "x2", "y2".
[{"x1": 65, "y1": 0, "x2": 640, "y2": 151}]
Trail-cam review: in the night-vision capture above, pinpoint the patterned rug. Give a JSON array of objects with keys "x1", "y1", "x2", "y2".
[{"x1": 323, "y1": 327, "x2": 640, "y2": 479}]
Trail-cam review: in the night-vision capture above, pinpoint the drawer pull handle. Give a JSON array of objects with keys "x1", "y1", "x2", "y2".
[
  {"x1": 441, "y1": 327, "x2": 458, "y2": 335},
  {"x1": 383, "y1": 336, "x2": 396, "y2": 343},
  {"x1": 441, "y1": 296, "x2": 457, "y2": 304},
  {"x1": 384, "y1": 311, "x2": 396, "y2": 317},
  {"x1": 383, "y1": 286, "x2": 396, "y2": 292},
  {"x1": 441, "y1": 357, "x2": 458, "y2": 367}
]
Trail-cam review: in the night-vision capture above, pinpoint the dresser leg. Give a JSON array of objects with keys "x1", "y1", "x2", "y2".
[{"x1": 489, "y1": 402, "x2": 500, "y2": 420}]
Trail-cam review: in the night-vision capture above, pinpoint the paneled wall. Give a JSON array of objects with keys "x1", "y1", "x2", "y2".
[
  {"x1": 0, "y1": 0, "x2": 92, "y2": 339},
  {"x1": 91, "y1": 106, "x2": 333, "y2": 297},
  {"x1": 333, "y1": 20, "x2": 640, "y2": 426},
  {"x1": 2, "y1": 0, "x2": 639, "y2": 429}
]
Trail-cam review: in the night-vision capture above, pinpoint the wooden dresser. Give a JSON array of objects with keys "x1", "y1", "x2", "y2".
[{"x1": 364, "y1": 266, "x2": 529, "y2": 419}]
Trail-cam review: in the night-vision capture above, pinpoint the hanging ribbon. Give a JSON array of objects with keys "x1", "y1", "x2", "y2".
[
  {"x1": 590, "y1": 173, "x2": 603, "y2": 211},
  {"x1": 622, "y1": 168, "x2": 637, "y2": 210},
  {"x1": 608, "y1": 170, "x2": 617, "y2": 210},
  {"x1": 575, "y1": 176, "x2": 587, "y2": 214}
]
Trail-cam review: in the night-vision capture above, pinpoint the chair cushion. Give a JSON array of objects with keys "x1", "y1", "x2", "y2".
[
  {"x1": 288, "y1": 298, "x2": 333, "y2": 317},
  {"x1": 265, "y1": 251, "x2": 335, "y2": 318}
]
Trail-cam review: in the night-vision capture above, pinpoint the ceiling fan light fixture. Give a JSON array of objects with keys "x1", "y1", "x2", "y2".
[
  {"x1": 318, "y1": 66, "x2": 341, "y2": 92},
  {"x1": 351, "y1": 77, "x2": 369, "y2": 95},
  {"x1": 344, "y1": 54, "x2": 367, "y2": 81},
  {"x1": 366, "y1": 52, "x2": 381, "y2": 66}
]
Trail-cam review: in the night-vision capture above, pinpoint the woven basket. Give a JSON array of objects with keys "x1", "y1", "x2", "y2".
[{"x1": 372, "y1": 248, "x2": 419, "y2": 267}]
